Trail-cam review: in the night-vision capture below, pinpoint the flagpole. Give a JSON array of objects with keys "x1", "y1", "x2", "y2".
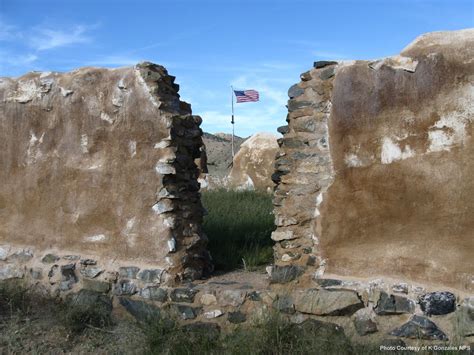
[{"x1": 231, "y1": 85, "x2": 235, "y2": 158}]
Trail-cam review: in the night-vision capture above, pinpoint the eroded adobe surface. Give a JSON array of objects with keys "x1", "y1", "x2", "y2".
[
  {"x1": 273, "y1": 29, "x2": 474, "y2": 291},
  {"x1": 0, "y1": 62, "x2": 211, "y2": 285}
]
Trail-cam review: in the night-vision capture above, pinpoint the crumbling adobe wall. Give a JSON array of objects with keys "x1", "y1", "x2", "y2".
[
  {"x1": 272, "y1": 29, "x2": 474, "y2": 291},
  {"x1": 0, "y1": 62, "x2": 212, "y2": 288}
]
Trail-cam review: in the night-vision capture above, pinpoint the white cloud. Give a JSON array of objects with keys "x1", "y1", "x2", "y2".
[{"x1": 30, "y1": 24, "x2": 91, "y2": 51}]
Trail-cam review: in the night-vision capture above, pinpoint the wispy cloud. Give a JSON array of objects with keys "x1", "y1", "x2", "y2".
[
  {"x1": 0, "y1": 19, "x2": 17, "y2": 41},
  {"x1": 12, "y1": 53, "x2": 38, "y2": 66},
  {"x1": 30, "y1": 24, "x2": 92, "y2": 51},
  {"x1": 0, "y1": 50, "x2": 38, "y2": 67},
  {"x1": 0, "y1": 20, "x2": 97, "y2": 75}
]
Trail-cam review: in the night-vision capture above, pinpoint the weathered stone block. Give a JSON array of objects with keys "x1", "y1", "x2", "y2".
[
  {"x1": 353, "y1": 308, "x2": 378, "y2": 336},
  {"x1": 218, "y1": 289, "x2": 247, "y2": 307},
  {"x1": 200, "y1": 293, "x2": 217, "y2": 305},
  {"x1": 0, "y1": 246, "x2": 9, "y2": 261},
  {"x1": 277, "y1": 125, "x2": 289, "y2": 134},
  {"x1": 293, "y1": 288, "x2": 364, "y2": 316},
  {"x1": 270, "y1": 265, "x2": 305, "y2": 284},
  {"x1": 314, "y1": 278, "x2": 343, "y2": 288},
  {"x1": 271, "y1": 230, "x2": 296, "y2": 241},
  {"x1": 203, "y1": 309, "x2": 223, "y2": 319},
  {"x1": 114, "y1": 280, "x2": 137, "y2": 296},
  {"x1": 287, "y1": 100, "x2": 313, "y2": 113},
  {"x1": 29, "y1": 267, "x2": 43, "y2": 280},
  {"x1": 300, "y1": 71, "x2": 312, "y2": 81},
  {"x1": 419, "y1": 292, "x2": 456, "y2": 316},
  {"x1": 170, "y1": 288, "x2": 197, "y2": 303},
  {"x1": 374, "y1": 292, "x2": 415, "y2": 315},
  {"x1": 0, "y1": 264, "x2": 24, "y2": 280},
  {"x1": 60, "y1": 264, "x2": 77, "y2": 291},
  {"x1": 141, "y1": 287, "x2": 167, "y2": 302},
  {"x1": 83, "y1": 279, "x2": 111, "y2": 293},
  {"x1": 288, "y1": 84, "x2": 304, "y2": 99},
  {"x1": 41, "y1": 254, "x2": 60, "y2": 264},
  {"x1": 273, "y1": 295, "x2": 295, "y2": 314},
  {"x1": 389, "y1": 315, "x2": 448, "y2": 341},
  {"x1": 9, "y1": 250, "x2": 33, "y2": 263},
  {"x1": 119, "y1": 267, "x2": 140, "y2": 279},
  {"x1": 80, "y1": 266, "x2": 103, "y2": 279},
  {"x1": 119, "y1": 297, "x2": 161, "y2": 322},
  {"x1": 313, "y1": 61, "x2": 338, "y2": 69},
  {"x1": 169, "y1": 304, "x2": 199, "y2": 320},
  {"x1": 137, "y1": 269, "x2": 163, "y2": 283},
  {"x1": 319, "y1": 66, "x2": 336, "y2": 80}
]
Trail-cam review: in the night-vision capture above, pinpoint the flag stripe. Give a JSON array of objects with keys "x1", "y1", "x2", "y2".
[{"x1": 234, "y1": 89, "x2": 259, "y2": 103}]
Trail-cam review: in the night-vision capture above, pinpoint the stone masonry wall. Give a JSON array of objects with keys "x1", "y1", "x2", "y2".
[
  {"x1": 272, "y1": 29, "x2": 474, "y2": 292},
  {"x1": 271, "y1": 59, "x2": 337, "y2": 277},
  {"x1": 0, "y1": 62, "x2": 212, "y2": 290}
]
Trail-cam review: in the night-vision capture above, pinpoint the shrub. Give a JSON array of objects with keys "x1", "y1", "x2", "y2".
[
  {"x1": 144, "y1": 318, "x2": 222, "y2": 355},
  {"x1": 62, "y1": 289, "x2": 113, "y2": 333},
  {"x1": 0, "y1": 279, "x2": 35, "y2": 317}
]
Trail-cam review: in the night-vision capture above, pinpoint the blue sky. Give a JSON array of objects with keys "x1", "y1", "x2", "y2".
[{"x1": 1, "y1": 0, "x2": 473, "y2": 137}]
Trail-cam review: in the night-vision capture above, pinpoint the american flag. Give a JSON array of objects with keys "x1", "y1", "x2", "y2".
[{"x1": 234, "y1": 89, "x2": 259, "y2": 103}]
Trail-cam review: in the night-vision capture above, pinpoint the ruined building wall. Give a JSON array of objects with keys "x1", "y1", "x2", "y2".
[
  {"x1": 272, "y1": 29, "x2": 474, "y2": 291},
  {"x1": 0, "y1": 62, "x2": 212, "y2": 289}
]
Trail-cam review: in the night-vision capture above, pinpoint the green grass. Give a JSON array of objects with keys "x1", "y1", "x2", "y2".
[{"x1": 201, "y1": 189, "x2": 275, "y2": 271}]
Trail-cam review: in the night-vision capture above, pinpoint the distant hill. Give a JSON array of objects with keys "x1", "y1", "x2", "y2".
[
  {"x1": 201, "y1": 132, "x2": 279, "y2": 191},
  {"x1": 202, "y1": 132, "x2": 246, "y2": 179}
]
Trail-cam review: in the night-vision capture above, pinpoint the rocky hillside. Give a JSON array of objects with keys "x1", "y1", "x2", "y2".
[
  {"x1": 201, "y1": 132, "x2": 279, "y2": 191},
  {"x1": 228, "y1": 132, "x2": 279, "y2": 191},
  {"x1": 202, "y1": 132, "x2": 246, "y2": 179}
]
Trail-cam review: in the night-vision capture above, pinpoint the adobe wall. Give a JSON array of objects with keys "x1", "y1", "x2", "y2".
[
  {"x1": 0, "y1": 62, "x2": 212, "y2": 288},
  {"x1": 272, "y1": 29, "x2": 474, "y2": 292}
]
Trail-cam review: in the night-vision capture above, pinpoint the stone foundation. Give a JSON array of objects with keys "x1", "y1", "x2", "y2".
[{"x1": 4, "y1": 264, "x2": 472, "y2": 347}]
